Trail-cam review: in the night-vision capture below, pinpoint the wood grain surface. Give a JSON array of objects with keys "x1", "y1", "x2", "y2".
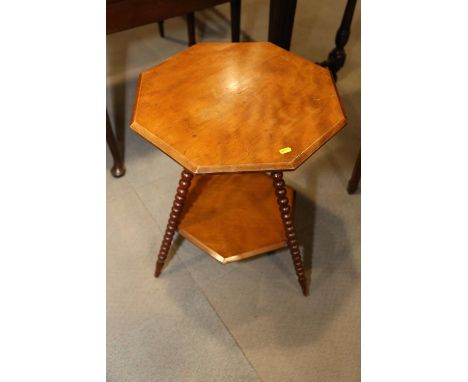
[
  {"x1": 177, "y1": 173, "x2": 295, "y2": 263},
  {"x1": 131, "y1": 42, "x2": 346, "y2": 174}
]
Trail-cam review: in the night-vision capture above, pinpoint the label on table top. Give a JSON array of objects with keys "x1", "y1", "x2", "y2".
[{"x1": 279, "y1": 147, "x2": 292, "y2": 154}]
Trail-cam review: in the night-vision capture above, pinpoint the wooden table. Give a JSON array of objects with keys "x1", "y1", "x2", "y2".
[
  {"x1": 130, "y1": 42, "x2": 346, "y2": 296},
  {"x1": 107, "y1": 0, "x2": 357, "y2": 177}
]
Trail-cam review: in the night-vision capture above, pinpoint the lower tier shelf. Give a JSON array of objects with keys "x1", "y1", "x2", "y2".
[{"x1": 178, "y1": 173, "x2": 295, "y2": 263}]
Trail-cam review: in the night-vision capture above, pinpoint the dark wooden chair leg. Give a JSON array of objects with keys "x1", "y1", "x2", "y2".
[
  {"x1": 230, "y1": 0, "x2": 241, "y2": 42},
  {"x1": 267, "y1": 0, "x2": 297, "y2": 50},
  {"x1": 186, "y1": 12, "x2": 196, "y2": 46},
  {"x1": 320, "y1": 0, "x2": 357, "y2": 80},
  {"x1": 347, "y1": 150, "x2": 361, "y2": 194},
  {"x1": 271, "y1": 171, "x2": 308, "y2": 296},
  {"x1": 155, "y1": 169, "x2": 194, "y2": 277},
  {"x1": 158, "y1": 21, "x2": 165, "y2": 37},
  {"x1": 106, "y1": 111, "x2": 125, "y2": 178}
]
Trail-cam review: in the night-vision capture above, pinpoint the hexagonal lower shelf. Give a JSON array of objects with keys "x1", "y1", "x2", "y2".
[{"x1": 177, "y1": 173, "x2": 294, "y2": 263}]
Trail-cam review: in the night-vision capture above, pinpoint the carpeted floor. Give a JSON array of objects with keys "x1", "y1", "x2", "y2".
[{"x1": 107, "y1": 0, "x2": 360, "y2": 380}]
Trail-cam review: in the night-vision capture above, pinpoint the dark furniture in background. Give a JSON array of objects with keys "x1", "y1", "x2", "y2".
[
  {"x1": 106, "y1": 111, "x2": 126, "y2": 177},
  {"x1": 347, "y1": 149, "x2": 360, "y2": 194},
  {"x1": 157, "y1": 0, "x2": 241, "y2": 46},
  {"x1": 157, "y1": 15, "x2": 197, "y2": 46},
  {"x1": 106, "y1": 0, "x2": 239, "y2": 34},
  {"x1": 320, "y1": 0, "x2": 359, "y2": 193},
  {"x1": 267, "y1": 0, "x2": 297, "y2": 50},
  {"x1": 268, "y1": 0, "x2": 358, "y2": 82},
  {"x1": 320, "y1": 0, "x2": 357, "y2": 80}
]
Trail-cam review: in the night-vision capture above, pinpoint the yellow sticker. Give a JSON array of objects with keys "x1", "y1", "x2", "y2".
[{"x1": 279, "y1": 147, "x2": 292, "y2": 154}]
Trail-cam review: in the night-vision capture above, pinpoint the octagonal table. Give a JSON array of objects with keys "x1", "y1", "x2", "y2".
[{"x1": 131, "y1": 42, "x2": 346, "y2": 296}]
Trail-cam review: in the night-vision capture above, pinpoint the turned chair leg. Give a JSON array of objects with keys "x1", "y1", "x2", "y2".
[
  {"x1": 320, "y1": 0, "x2": 357, "y2": 80},
  {"x1": 158, "y1": 21, "x2": 165, "y2": 38},
  {"x1": 230, "y1": 0, "x2": 241, "y2": 42},
  {"x1": 271, "y1": 171, "x2": 308, "y2": 296},
  {"x1": 347, "y1": 150, "x2": 361, "y2": 194},
  {"x1": 155, "y1": 169, "x2": 194, "y2": 277},
  {"x1": 186, "y1": 12, "x2": 196, "y2": 46},
  {"x1": 106, "y1": 111, "x2": 125, "y2": 178}
]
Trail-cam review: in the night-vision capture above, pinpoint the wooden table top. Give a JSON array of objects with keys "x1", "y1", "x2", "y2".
[{"x1": 131, "y1": 42, "x2": 346, "y2": 174}]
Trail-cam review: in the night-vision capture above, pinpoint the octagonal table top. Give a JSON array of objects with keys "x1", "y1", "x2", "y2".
[{"x1": 131, "y1": 42, "x2": 346, "y2": 174}]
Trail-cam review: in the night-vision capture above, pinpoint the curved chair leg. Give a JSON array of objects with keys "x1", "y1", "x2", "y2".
[
  {"x1": 158, "y1": 21, "x2": 165, "y2": 37},
  {"x1": 320, "y1": 0, "x2": 357, "y2": 80},
  {"x1": 271, "y1": 171, "x2": 308, "y2": 296},
  {"x1": 186, "y1": 12, "x2": 196, "y2": 46},
  {"x1": 230, "y1": 0, "x2": 241, "y2": 42},
  {"x1": 106, "y1": 111, "x2": 125, "y2": 178},
  {"x1": 347, "y1": 150, "x2": 361, "y2": 194}
]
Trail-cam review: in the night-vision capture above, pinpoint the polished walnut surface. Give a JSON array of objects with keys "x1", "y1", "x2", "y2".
[
  {"x1": 178, "y1": 173, "x2": 294, "y2": 263},
  {"x1": 131, "y1": 42, "x2": 346, "y2": 174}
]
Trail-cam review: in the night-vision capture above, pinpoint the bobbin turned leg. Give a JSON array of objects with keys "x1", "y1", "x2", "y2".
[
  {"x1": 155, "y1": 169, "x2": 194, "y2": 277},
  {"x1": 271, "y1": 171, "x2": 308, "y2": 296}
]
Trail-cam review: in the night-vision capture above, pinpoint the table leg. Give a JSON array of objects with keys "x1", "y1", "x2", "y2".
[
  {"x1": 158, "y1": 21, "x2": 165, "y2": 38},
  {"x1": 271, "y1": 171, "x2": 308, "y2": 296},
  {"x1": 347, "y1": 149, "x2": 360, "y2": 194},
  {"x1": 230, "y1": 0, "x2": 241, "y2": 42},
  {"x1": 186, "y1": 12, "x2": 196, "y2": 46},
  {"x1": 106, "y1": 111, "x2": 126, "y2": 178},
  {"x1": 268, "y1": 0, "x2": 297, "y2": 50},
  {"x1": 155, "y1": 169, "x2": 194, "y2": 277},
  {"x1": 320, "y1": 0, "x2": 357, "y2": 80}
]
